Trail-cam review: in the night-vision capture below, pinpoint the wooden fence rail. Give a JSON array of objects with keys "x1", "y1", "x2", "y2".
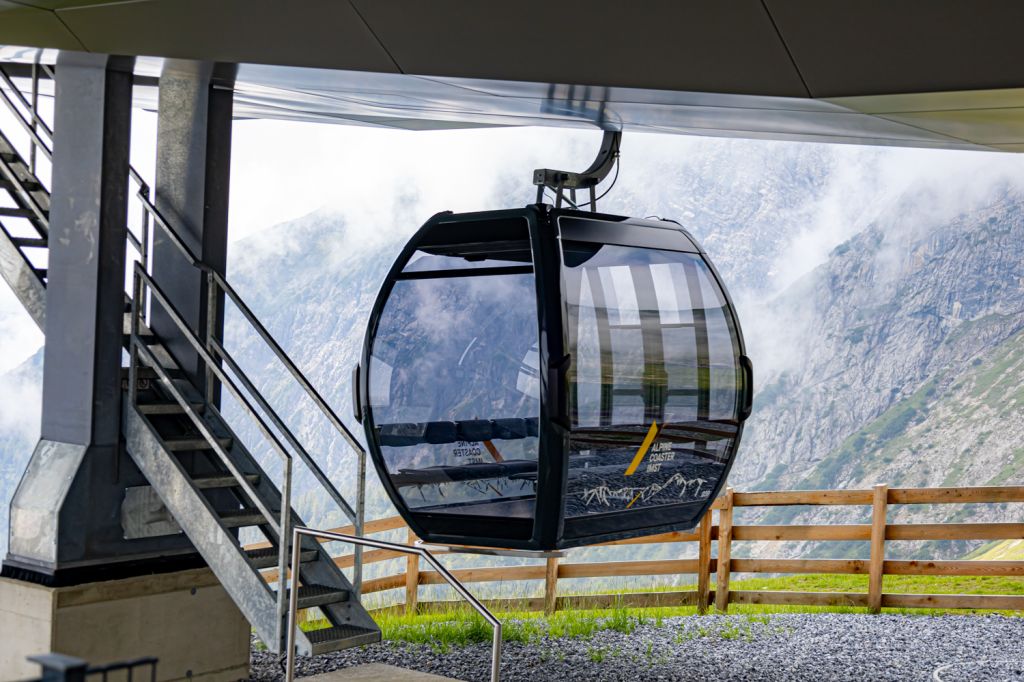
[{"x1": 251, "y1": 484, "x2": 1024, "y2": 615}]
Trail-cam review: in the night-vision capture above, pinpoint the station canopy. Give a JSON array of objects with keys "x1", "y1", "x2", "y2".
[{"x1": 2, "y1": 1, "x2": 1024, "y2": 151}]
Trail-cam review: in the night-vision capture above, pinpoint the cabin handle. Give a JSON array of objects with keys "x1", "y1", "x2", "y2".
[
  {"x1": 352, "y1": 363, "x2": 363, "y2": 424},
  {"x1": 548, "y1": 354, "x2": 572, "y2": 429},
  {"x1": 739, "y1": 355, "x2": 754, "y2": 421}
]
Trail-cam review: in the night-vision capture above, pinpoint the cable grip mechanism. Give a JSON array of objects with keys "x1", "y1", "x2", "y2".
[{"x1": 533, "y1": 130, "x2": 621, "y2": 212}]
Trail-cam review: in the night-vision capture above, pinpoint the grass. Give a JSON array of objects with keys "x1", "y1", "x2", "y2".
[
  {"x1": 366, "y1": 600, "x2": 655, "y2": 649},
  {"x1": 726, "y1": 572, "x2": 1024, "y2": 597},
  {"x1": 298, "y1": 573, "x2": 1022, "y2": 650},
  {"x1": 973, "y1": 539, "x2": 1024, "y2": 561}
]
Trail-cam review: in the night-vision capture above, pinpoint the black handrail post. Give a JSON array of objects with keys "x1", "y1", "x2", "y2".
[{"x1": 27, "y1": 654, "x2": 88, "y2": 682}]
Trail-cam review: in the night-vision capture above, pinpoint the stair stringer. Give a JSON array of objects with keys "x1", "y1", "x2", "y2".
[
  {"x1": 0, "y1": 231, "x2": 44, "y2": 329},
  {"x1": 122, "y1": 405, "x2": 317, "y2": 655},
  {"x1": 196, "y1": 404, "x2": 381, "y2": 640}
]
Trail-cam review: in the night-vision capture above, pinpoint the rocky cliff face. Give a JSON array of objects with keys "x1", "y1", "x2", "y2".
[
  {"x1": 0, "y1": 350, "x2": 41, "y2": 556},
  {"x1": 741, "y1": 189, "x2": 1024, "y2": 489},
  {"x1": 187, "y1": 147, "x2": 1024, "y2": 558},
  {"x1": 731, "y1": 188, "x2": 1024, "y2": 559},
  {"x1": 1, "y1": 138, "x2": 1022, "y2": 563},
  {"x1": 217, "y1": 139, "x2": 856, "y2": 527}
]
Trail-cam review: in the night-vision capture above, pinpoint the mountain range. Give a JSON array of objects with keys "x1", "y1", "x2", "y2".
[{"x1": 1, "y1": 137, "x2": 1022, "y2": 570}]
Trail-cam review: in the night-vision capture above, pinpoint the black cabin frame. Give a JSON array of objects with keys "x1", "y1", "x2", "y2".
[{"x1": 357, "y1": 204, "x2": 752, "y2": 551}]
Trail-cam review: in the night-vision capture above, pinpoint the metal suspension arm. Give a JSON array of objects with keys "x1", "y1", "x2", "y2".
[{"x1": 533, "y1": 130, "x2": 621, "y2": 209}]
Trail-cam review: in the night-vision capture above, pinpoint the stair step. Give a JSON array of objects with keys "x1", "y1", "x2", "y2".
[
  {"x1": 137, "y1": 402, "x2": 206, "y2": 416},
  {"x1": 164, "y1": 437, "x2": 232, "y2": 452},
  {"x1": 0, "y1": 177, "x2": 45, "y2": 193},
  {"x1": 191, "y1": 472, "x2": 259, "y2": 489},
  {"x1": 122, "y1": 314, "x2": 156, "y2": 336},
  {"x1": 120, "y1": 366, "x2": 187, "y2": 389},
  {"x1": 0, "y1": 207, "x2": 37, "y2": 219},
  {"x1": 12, "y1": 236, "x2": 46, "y2": 248},
  {"x1": 123, "y1": 332, "x2": 161, "y2": 346},
  {"x1": 306, "y1": 625, "x2": 381, "y2": 655},
  {"x1": 245, "y1": 546, "x2": 318, "y2": 570},
  {"x1": 218, "y1": 508, "x2": 269, "y2": 528},
  {"x1": 287, "y1": 583, "x2": 351, "y2": 610}
]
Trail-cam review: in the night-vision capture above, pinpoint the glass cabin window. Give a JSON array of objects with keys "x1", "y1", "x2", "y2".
[
  {"x1": 561, "y1": 239, "x2": 742, "y2": 522},
  {"x1": 367, "y1": 218, "x2": 540, "y2": 520}
]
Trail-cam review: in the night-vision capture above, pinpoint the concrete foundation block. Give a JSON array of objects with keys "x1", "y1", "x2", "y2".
[{"x1": 0, "y1": 568, "x2": 250, "y2": 682}]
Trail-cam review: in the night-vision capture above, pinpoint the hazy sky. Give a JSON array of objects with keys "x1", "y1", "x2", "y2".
[
  {"x1": 3, "y1": 111, "x2": 1024, "y2": 379},
  {"x1": 3, "y1": 101, "x2": 1024, "y2": 540}
]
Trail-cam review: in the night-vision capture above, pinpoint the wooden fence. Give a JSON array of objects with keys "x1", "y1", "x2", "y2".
[{"x1": 252, "y1": 484, "x2": 1024, "y2": 615}]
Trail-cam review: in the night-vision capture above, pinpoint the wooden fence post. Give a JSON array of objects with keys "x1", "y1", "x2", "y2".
[
  {"x1": 405, "y1": 528, "x2": 419, "y2": 616},
  {"x1": 544, "y1": 556, "x2": 560, "y2": 615},
  {"x1": 715, "y1": 487, "x2": 735, "y2": 613},
  {"x1": 868, "y1": 483, "x2": 888, "y2": 613},
  {"x1": 696, "y1": 511, "x2": 713, "y2": 614}
]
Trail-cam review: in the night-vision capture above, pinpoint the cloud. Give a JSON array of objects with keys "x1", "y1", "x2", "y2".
[
  {"x1": 0, "y1": 286, "x2": 42, "y2": 373},
  {"x1": 6, "y1": 111, "x2": 1024, "y2": 443},
  {"x1": 0, "y1": 358, "x2": 41, "y2": 444},
  {"x1": 226, "y1": 121, "x2": 601, "y2": 248}
]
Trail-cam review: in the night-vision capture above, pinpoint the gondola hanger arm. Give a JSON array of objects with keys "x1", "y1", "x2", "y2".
[{"x1": 533, "y1": 130, "x2": 621, "y2": 211}]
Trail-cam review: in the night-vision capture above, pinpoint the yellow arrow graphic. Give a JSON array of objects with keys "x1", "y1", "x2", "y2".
[{"x1": 624, "y1": 420, "x2": 661, "y2": 477}]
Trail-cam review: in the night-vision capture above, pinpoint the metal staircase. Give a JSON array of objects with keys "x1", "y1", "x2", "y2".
[
  {"x1": 0, "y1": 63, "x2": 379, "y2": 655},
  {"x1": 0, "y1": 66, "x2": 50, "y2": 329}
]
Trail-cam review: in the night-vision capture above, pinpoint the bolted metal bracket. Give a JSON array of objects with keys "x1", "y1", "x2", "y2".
[{"x1": 533, "y1": 130, "x2": 621, "y2": 211}]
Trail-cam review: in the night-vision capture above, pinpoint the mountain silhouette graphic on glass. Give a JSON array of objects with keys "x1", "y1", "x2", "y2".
[{"x1": 355, "y1": 206, "x2": 753, "y2": 550}]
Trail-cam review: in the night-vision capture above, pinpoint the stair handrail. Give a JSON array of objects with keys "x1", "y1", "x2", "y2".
[
  {"x1": 130, "y1": 264, "x2": 293, "y2": 534},
  {"x1": 0, "y1": 64, "x2": 54, "y2": 162},
  {"x1": 0, "y1": 64, "x2": 56, "y2": 229},
  {"x1": 130, "y1": 262, "x2": 294, "y2": 643},
  {"x1": 0, "y1": 64, "x2": 141, "y2": 251},
  {"x1": 285, "y1": 527, "x2": 503, "y2": 682},
  {"x1": 208, "y1": 335, "x2": 357, "y2": 523},
  {"x1": 133, "y1": 186, "x2": 368, "y2": 589},
  {"x1": 2, "y1": 60, "x2": 368, "y2": 592}
]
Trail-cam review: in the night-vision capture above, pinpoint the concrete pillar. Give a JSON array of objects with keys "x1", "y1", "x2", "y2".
[
  {"x1": 3, "y1": 52, "x2": 199, "y2": 584},
  {"x1": 150, "y1": 60, "x2": 236, "y2": 397},
  {"x1": 1, "y1": 54, "x2": 250, "y2": 682}
]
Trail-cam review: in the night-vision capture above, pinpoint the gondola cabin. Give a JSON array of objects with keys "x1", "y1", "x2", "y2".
[{"x1": 356, "y1": 205, "x2": 752, "y2": 550}]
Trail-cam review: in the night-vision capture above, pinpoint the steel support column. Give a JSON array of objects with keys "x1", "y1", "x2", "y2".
[
  {"x1": 3, "y1": 52, "x2": 198, "y2": 584},
  {"x1": 150, "y1": 60, "x2": 236, "y2": 396}
]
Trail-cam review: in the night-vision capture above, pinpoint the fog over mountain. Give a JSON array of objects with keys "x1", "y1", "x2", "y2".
[{"x1": 2, "y1": 131, "x2": 1024, "y2": 563}]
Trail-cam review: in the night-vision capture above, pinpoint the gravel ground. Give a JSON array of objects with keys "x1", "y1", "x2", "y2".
[{"x1": 250, "y1": 614, "x2": 1024, "y2": 681}]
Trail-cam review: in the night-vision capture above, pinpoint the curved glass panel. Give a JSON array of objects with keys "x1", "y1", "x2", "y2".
[
  {"x1": 367, "y1": 219, "x2": 540, "y2": 520},
  {"x1": 561, "y1": 238, "x2": 742, "y2": 522}
]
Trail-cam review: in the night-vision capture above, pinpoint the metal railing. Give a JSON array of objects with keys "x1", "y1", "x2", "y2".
[
  {"x1": 130, "y1": 262, "x2": 295, "y2": 644},
  {"x1": 27, "y1": 653, "x2": 158, "y2": 682},
  {"x1": 125, "y1": 195, "x2": 368, "y2": 590},
  {"x1": 285, "y1": 527, "x2": 503, "y2": 682},
  {"x1": 0, "y1": 61, "x2": 54, "y2": 167},
  {"x1": 0, "y1": 62, "x2": 53, "y2": 231},
  {"x1": 1, "y1": 61, "x2": 368, "y2": 596}
]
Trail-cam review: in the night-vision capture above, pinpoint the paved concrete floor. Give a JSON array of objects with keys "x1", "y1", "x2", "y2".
[{"x1": 303, "y1": 664, "x2": 458, "y2": 681}]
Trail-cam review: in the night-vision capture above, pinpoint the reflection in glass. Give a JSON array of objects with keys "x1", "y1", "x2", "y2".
[
  {"x1": 561, "y1": 241, "x2": 742, "y2": 520},
  {"x1": 368, "y1": 225, "x2": 540, "y2": 519}
]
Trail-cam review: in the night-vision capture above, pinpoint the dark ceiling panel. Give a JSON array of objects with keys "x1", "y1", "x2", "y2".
[
  {"x1": 765, "y1": 0, "x2": 1024, "y2": 98},
  {"x1": 351, "y1": 0, "x2": 808, "y2": 97},
  {"x1": 0, "y1": 2, "x2": 84, "y2": 50},
  {"x1": 5, "y1": 0, "x2": 117, "y2": 8},
  {"x1": 56, "y1": 0, "x2": 398, "y2": 73}
]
